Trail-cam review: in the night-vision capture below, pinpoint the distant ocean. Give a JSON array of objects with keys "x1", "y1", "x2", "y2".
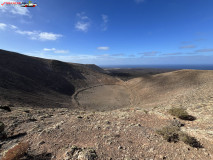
[{"x1": 99, "y1": 64, "x2": 213, "y2": 70}]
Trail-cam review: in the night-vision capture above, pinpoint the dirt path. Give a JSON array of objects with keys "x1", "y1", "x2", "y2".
[{"x1": 72, "y1": 84, "x2": 105, "y2": 107}]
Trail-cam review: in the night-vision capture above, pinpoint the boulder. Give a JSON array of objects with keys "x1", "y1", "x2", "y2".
[{"x1": 64, "y1": 146, "x2": 97, "y2": 160}]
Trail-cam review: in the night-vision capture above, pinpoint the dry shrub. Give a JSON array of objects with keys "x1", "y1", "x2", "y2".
[
  {"x1": 2, "y1": 142, "x2": 29, "y2": 160},
  {"x1": 157, "y1": 125, "x2": 202, "y2": 148},
  {"x1": 170, "y1": 119, "x2": 184, "y2": 127},
  {"x1": 156, "y1": 126, "x2": 180, "y2": 143},
  {"x1": 168, "y1": 108, "x2": 196, "y2": 121},
  {"x1": 169, "y1": 108, "x2": 188, "y2": 117}
]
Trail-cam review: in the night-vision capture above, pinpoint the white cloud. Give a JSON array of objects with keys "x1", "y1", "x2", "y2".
[
  {"x1": 97, "y1": 46, "x2": 109, "y2": 51},
  {"x1": 135, "y1": 0, "x2": 145, "y2": 3},
  {"x1": 0, "y1": 0, "x2": 29, "y2": 16},
  {"x1": 10, "y1": 5, "x2": 29, "y2": 16},
  {"x1": 75, "y1": 12, "x2": 90, "y2": 32},
  {"x1": 1, "y1": 22, "x2": 63, "y2": 41},
  {"x1": 101, "y1": 14, "x2": 108, "y2": 31},
  {"x1": 10, "y1": 24, "x2": 17, "y2": 29},
  {"x1": 43, "y1": 48, "x2": 69, "y2": 54},
  {"x1": 16, "y1": 30, "x2": 62, "y2": 41},
  {"x1": 43, "y1": 48, "x2": 56, "y2": 51},
  {"x1": 16, "y1": 30, "x2": 37, "y2": 36},
  {"x1": 0, "y1": 23, "x2": 7, "y2": 30},
  {"x1": 39, "y1": 32, "x2": 62, "y2": 41},
  {"x1": 54, "y1": 50, "x2": 69, "y2": 54},
  {"x1": 75, "y1": 22, "x2": 90, "y2": 32}
]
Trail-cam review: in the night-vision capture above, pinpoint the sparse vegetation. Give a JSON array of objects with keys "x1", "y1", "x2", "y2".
[
  {"x1": 144, "y1": 110, "x2": 148, "y2": 114},
  {"x1": 170, "y1": 119, "x2": 184, "y2": 127},
  {"x1": 168, "y1": 108, "x2": 196, "y2": 121},
  {"x1": 156, "y1": 126, "x2": 180, "y2": 142},
  {"x1": 2, "y1": 142, "x2": 29, "y2": 160},
  {"x1": 157, "y1": 124, "x2": 202, "y2": 148},
  {"x1": 169, "y1": 107, "x2": 188, "y2": 118}
]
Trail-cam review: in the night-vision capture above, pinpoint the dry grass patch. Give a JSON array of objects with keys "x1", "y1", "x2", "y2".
[
  {"x1": 156, "y1": 126, "x2": 180, "y2": 143},
  {"x1": 168, "y1": 108, "x2": 196, "y2": 121},
  {"x1": 157, "y1": 125, "x2": 202, "y2": 148}
]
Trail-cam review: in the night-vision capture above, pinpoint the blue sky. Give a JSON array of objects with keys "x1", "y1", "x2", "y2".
[{"x1": 0, "y1": 0, "x2": 213, "y2": 65}]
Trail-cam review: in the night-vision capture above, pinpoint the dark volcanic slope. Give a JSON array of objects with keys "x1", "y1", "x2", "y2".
[{"x1": 0, "y1": 49, "x2": 118, "y2": 108}]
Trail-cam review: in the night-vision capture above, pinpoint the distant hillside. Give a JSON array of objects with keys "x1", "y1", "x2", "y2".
[
  {"x1": 127, "y1": 69, "x2": 213, "y2": 108},
  {"x1": 0, "y1": 49, "x2": 118, "y2": 108}
]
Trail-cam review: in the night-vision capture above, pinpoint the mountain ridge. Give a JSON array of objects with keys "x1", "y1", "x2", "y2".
[{"x1": 0, "y1": 49, "x2": 118, "y2": 108}]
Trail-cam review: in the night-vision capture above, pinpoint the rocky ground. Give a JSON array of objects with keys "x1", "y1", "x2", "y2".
[
  {"x1": 0, "y1": 105, "x2": 212, "y2": 160},
  {"x1": 0, "y1": 69, "x2": 213, "y2": 160}
]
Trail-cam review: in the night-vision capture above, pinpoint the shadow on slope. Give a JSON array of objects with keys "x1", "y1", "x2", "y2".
[{"x1": 0, "y1": 49, "x2": 118, "y2": 108}]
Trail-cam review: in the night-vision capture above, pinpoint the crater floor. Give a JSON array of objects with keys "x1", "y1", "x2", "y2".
[{"x1": 76, "y1": 85, "x2": 131, "y2": 111}]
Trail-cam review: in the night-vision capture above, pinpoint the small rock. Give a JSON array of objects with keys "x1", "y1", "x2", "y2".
[
  {"x1": 64, "y1": 146, "x2": 97, "y2": 160},
  {"x1": 0, "y1": 131, "x2": 7, "y2": 140},
  {"x1": 78, "y1": 148, "x2": 97, "y2": 160},
  {"x1": 77, "y1": 116, "x2": 83, "y2": 119},
  {"x1": 118, "y1": 146, "x2": 123, "y2": 150},
  {"x1": 204, "y1": 152, "x2": 209, "y2": 156},
  {"x1": 159, "y1": 155, "x2": 167, "y2": 159},
  {"x1": 149, "y1": 148, "x2": 154, "y2": 152},
  {"x1": 27, "y1": 118, "x2": 37, "y2": 122},
  {"x1": 0, "y1": 105, "x2": 12, "y2": 112},
  {"x1": 39, "y1": 141, "x2": 45, "y2": 145},
  {"x1": 136, "y1": 124, "x2": 141, "y2": 127},
  {"x1": 103, "y1": 135, "x2": 107, "y2": 138},
  {"x1": 114, "y1": 134, "x2": 120, "y2": 138},
  {"x1": 24, "y1": 110, "x2": 30, "y2": 113},
  {"x1": 106, "y1": 121, "x2": 111, "y2": 125}
]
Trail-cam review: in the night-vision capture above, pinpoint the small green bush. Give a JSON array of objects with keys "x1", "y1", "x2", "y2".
[
  {"x1": 168, "y1": 108, "x2": 196, "y2": 121},
  {"x1": 156, "y1": 126, "x2": 180, "y2": 142}
]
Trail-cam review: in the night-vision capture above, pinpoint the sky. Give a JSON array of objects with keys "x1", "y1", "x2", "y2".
[{"x1": 0, "y1": 0, "x2": 213, "y2": 65}]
